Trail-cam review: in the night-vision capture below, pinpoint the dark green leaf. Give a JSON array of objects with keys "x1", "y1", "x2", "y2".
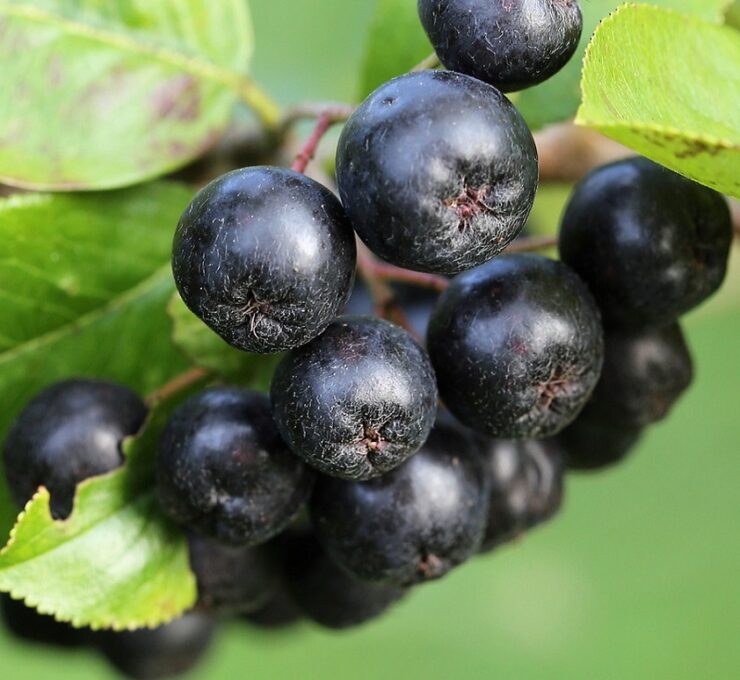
[
  {"x1": 168, "y1": 293, "x2": 280, "y2": 393},
  {"x1": 0, "y1": 184, "x2": 193, "y2": 535}
]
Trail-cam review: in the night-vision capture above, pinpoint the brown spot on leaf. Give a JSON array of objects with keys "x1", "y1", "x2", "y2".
[
  {"x1": 152, "y1": 75, "x2": 201, "y2": 123},
  {"x1": 674, "y1": 138, "x2": 721, "y2": 160}
]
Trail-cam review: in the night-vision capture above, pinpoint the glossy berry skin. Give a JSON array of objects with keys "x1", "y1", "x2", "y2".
[
  {"x1": 311, "y1": 424, "x2": 489, "y2": 586},
  {"x1": 583, "y1": 323, "x2": 693, "y2": 429},
  {"x1": 559, "y1": 158, "x2": 732, "y2": 328},
  {"x1": 271, "y1": 316, "x2": 438, "y2": 481},
  {"x1": 157, "y1": 388, "x2": 314, "y2": 546},
  {"x1": 419, "y1": 0, "x2": 583, "y2": 92},
  {"x1": 281, "y1": 530, "x2": 406, "y2": 630},
  {"x1": 172, "y1": 166, "x2": 356, "y2": 354},
  {"x1": 335, "y1": 71, "x2": 538, "y2": 275},
  {"x1": 188, "y1": 533, "x2": 277, "y2": 615},
  {"x1": 94, "y1": 614, "x2": 216, "y2": 680},
  {"x1": 476, "y1": 437, "x2": 565, "y2": 551},
  {"x1": 427, "y1": 254, "x2": 604, "y2": 439},
  {"x1": 1, "y1": 596, "x2": 86, "y2": 648},
  {"x1": 559, "y1": 416, "x2": 642, "y2": 471},
  {"x1": 3, "y1": 379, "x2": 147, "y2": 519}
]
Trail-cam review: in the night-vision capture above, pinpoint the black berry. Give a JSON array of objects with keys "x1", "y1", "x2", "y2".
[
  {"x1": 281, "y1": 530, "x2": 407, "y2": 630},
  {"x1": 1, "y1": 596, "x2": 86, "y2": 648},
  {"x1": 427, "y1": 254, "x2": 604, "y2": 438},
  {"x1": 476, "y1": 437, "x2": 565, "y2": 551},
  {"x1": 172, "y1": 166, "x2": 357, "y2": 353},
  {"x1": 419, "y1": 0, "x2": 583, "y2": 92},
  {"x1": 558, "y1": 417, "x2": 642, "y2": 471},
  {"x1": 271, "y1": 316, "x2": 438, "y2": 481},
  {"x1": 335, "y1": 70, "x2": 538, "y2": 275},
  {"x1": 559, "y1": 157, "x2": 732, "y2": 328},
  {"x1": 188, "y1": 533, "x2": 278, "y2": 615},
  {"x1": 583, "y1": 323, "x2": 693, "y2": 429},
  {"x1": 3, "y1": 379, "x2": 147, "y2": 519},
  {"x1": 310, "y1": 423, "x2": 489, "y2": 586},
  {"x1": 157, "y1": 387, "x2": 314, "y2": 546},
  {"x1": 243, "y1": 589, "x2": 302, "y2": 630},
  {"x1": 94, "y1": 614, "x2": 216, "y2": 680}
]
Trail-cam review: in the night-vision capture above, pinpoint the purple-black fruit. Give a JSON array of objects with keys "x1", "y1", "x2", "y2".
[
  {"x1": 311, "y1": 423, "x2": 489, "y2": 586},
  {"x1": 172, "y1": 166, "x2": 356, "y2": 353},
  {"x1": 157, "y1": 388, "x2": 313, "y2": 546},
  {"x1": 94, "y1": 614, "x2": 216, "y2": 680},
  {"x1": 559, "y1": 417, "x2": 642, "y2": 471},
  {"x1": 427, "y1": 254, "x2": 604, "y2": 438},
  {"x1": 583, "y1": 323, "x2": 693, "y2": 428},
  {"x1": 1, "y1": 596, "x2": 86, "y2": 648},
  {"x1": 271, "y1": 316, "x2": 438, "y2": 481},
  {"x1": 3, "y1": 379, "x2": 147, "y2": 519},
  {"x1": 188, "y1": 533, "x2": 278, "y2": 615},
  {"x1": 419, "y1": 0, "x2": 583, "y2": 92},
  {"x1": 336, "y1": 71, "x2": 538, "y2": 275},
  {"x1": 280, "y1": 530, "x2": 407, "y2": 630},
  {"x1": 476, "y1": 437, "x2": 565, "y2": 551},
  {"x1": 559, "y1": 158, "x2": 732, "y2": 328}
]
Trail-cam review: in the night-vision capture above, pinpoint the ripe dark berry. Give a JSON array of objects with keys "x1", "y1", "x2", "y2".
[
  {"x1": 243, "y1": 590, "x2": 302, "y2": 630},
  {"x1": 188, "y1": 533, "x2": 277, "y2": 615},
  {"x1": 1, "y1": 596, "x2": 86, "y2": 648},
  {"x1": 172, "y1": 166, "x2": 356, "y2": 353},
  {"x1": 335, "y1": 70, "x2": 538, "y2": 275},
  {"x1": 419, "y1": 0, "x2": 583, "y2": 92},
  {"x1": 94, "y1": 614, "x2": 216, "y2": 680},
  {"x1": 427, "y1": 254, "x2": 604, "y2": 438},
  {"x1": 558, "y1": 417, "x2": 642, "y2": 471},
  {"x1": 3, "y1": 379, "x2": 147, "y2": 519},
  {"x1": 559, "y1": 157, "x2": 732, "y2": 328},
  {"x1": 271, "y1": 316, "x2": 438, "y2": 481},
  {"x1": 310, "y1": 424, "x2": 489, "y2": 586},
  {"x1": 157, "y1": 388, "x2": 314, "y2": 546},
  {"x1": 583, "y1": 323, "x2": 693, "y2": 429},
  {"x1": 281, "y1": 530, "x2": 407, "y2": 630},
  {"x1": 476, "y1": 437, "x2": 565, "y2": 551}
]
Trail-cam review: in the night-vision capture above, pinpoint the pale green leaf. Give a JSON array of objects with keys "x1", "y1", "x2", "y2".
[
  {"x1": 168, "y1": 293, "x2": 279, "y2": 393},
  {"x1": 576, "y1": 5, "x2": 740, "y2": 197},
  {"x1": 0, "y1": 185, "x2": 192, "y2": 535},
  {"x1": 0, "y1": 406, "x2": 196, "y2": 630},
  {"x1": 0, "y1": 0, "x2": 273, "y2": 190},
  {"x1": 516, "y1": 0, "x2": 731, "y2": 130}
]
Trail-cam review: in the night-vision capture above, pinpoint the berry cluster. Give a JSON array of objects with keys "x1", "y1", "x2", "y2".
[{"x1": 1, "y1": 1, "x2": 733, "y2": 677}]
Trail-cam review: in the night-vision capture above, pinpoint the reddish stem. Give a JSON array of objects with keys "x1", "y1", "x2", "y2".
[
  {"x1": 291, "y1": 112, "x2": 334, "y2": 174},
  {"x1": 145, "y1": 366, "x2": 209, "y2": 407}
]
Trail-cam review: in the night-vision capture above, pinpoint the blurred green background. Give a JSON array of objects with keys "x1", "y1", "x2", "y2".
[{"x1": 2, "y1": 1, "x2": 739, "y2": 678}]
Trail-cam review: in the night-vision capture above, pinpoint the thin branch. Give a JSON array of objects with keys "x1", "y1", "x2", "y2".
[
  {"x1": 146, "y1": 367, "x2": 210, "y2": 407},
  {"x1": 291, "y1": 112, "x2": 333, "y2": 174},
  {"x1": 412, "y1": 52, "x2": 441, "y2": 72},
  {"x1": 356, "y1": 244, "x2": 422, "y2": 341},
  {"x1": 504, "y1": 235, "x2": 558, "y2": 253}
]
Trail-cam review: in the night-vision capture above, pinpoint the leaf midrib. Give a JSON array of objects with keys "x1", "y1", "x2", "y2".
[
  {"x1": 0, "y1": 2, "x2": 252, "y2": 98},
  {"x1": 0, "y1": 263, "x2": 172, "y2": 366}
]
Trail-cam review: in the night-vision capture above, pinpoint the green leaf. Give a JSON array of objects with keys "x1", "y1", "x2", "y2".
[
  {"x1": 0, "y1": 185, "x2": 192, "y2": 536},
  {"x1": 358, "y1": 0, "x2": 432, "y2": 99},
  {"x1": 168, "y1": 293, "x2": 279, "y2": 392},
  {"x1": 0, "y1": 0, "x2": 275, "y2": 190},
  {"x1": 726, "y1": 0, "x2": 740, "y2": 28},
  {"x1": 0, "y1": 405, "x2": 196, "y2": 630},
  {"x1": 576, "y1": 5, "x2": 740, "y2": 198},
  {"x1": 516, "y1": 0, "x2": 731, "y2": 130}
]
